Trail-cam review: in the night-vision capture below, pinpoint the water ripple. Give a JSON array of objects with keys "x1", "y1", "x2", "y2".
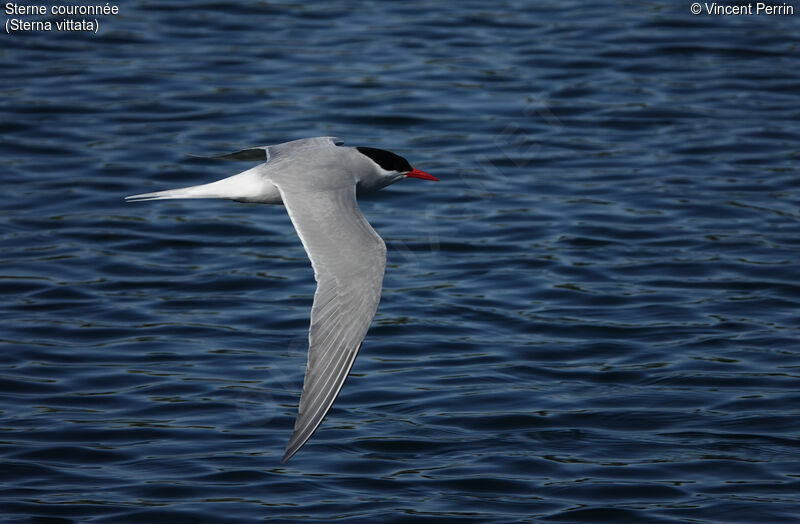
[{"x1": 2, "y1": 0, "x2": 800, "y2": 522}]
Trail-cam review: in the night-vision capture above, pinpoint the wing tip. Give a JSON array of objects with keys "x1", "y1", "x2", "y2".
[
  {"x1": 280, "y1": 448, "x2": 296, "y2": 464},
  {"x1": 280, "y1": 432, "x2": 309, "y2": 464},
  {"x1": 183, "y1": 147, "x2": 268, "y2": 162}
]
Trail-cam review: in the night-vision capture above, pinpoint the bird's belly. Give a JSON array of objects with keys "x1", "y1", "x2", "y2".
[{"x1": 235, "y1": 182, "x2": 283, "y2": 204}]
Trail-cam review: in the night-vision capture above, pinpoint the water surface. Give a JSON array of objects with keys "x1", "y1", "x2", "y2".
[{"x1": 2, "y1": 1, "x2": 800, "y2": 522}]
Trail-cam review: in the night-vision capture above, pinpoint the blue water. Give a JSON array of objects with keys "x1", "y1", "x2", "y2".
[{"x1": 3, "y1": 1, "x2": 800, "y2": 522}]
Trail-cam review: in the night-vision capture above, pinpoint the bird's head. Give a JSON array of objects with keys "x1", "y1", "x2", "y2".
[{"x1": 355, "y1": 146, "x2": 438, "y2": 193}]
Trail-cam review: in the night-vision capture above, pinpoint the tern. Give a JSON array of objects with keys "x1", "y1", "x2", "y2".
[{"x1": 126, "y1": 137, "x2": 438, "y2": 462}]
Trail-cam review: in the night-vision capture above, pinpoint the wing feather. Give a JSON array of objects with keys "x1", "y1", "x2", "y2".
[{"x1": 277, "y1": 186, "x2": 386, "y2": 463}]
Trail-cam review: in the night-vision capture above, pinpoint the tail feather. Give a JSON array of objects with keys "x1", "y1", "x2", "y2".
[
  {"x1": 126, "y1": 168, "x2": 267, "y2": 203},
  {"x1": 125, "y1": 174, "x2": 251, "y2": 202},
  {"x1": 125, "y1": 186, "x2": 210, "y2": 202}
]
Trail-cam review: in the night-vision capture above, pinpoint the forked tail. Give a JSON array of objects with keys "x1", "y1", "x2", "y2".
[
  {"x1": 125, "y1": 171, "x2": 261, "y2": 202},
  {"x1": 124, "y1": 183, "x2": 225, "y2": 201}
]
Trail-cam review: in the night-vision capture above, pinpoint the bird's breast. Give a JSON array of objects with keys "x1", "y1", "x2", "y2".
[{"x1": 233, "y1": 180, "x2": 283, "y2": 204}]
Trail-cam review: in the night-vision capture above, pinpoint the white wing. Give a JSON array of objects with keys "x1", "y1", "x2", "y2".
[{"x1": 277, "y1": 185, "x2": 386, "y2": 463}]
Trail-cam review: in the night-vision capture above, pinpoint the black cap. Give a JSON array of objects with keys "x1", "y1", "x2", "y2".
[{"x1": 356, "y1": 147, "x2": 412, "y2": 173}]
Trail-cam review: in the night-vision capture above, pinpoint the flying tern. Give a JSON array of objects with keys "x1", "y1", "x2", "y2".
[{"x1": 126, "y1": 137, "x2": 438, "y2": 462}]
